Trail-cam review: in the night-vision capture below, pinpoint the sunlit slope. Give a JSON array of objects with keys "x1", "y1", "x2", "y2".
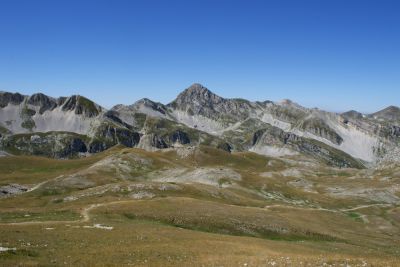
[{"x1": 0, "y1": 145, "x2": 399, "y2": 266}]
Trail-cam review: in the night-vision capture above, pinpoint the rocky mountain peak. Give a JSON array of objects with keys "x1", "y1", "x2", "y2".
[
  {"x1": 184, "y1": 83, "x2": 211, "y2": 94},
  {"x1": 27, "y1": 93, "x2": 57, "y2": 114},
  {"x1": 372, "y1": 105, "x2": 400, "y2": 121},
  {"x1": 167, "y1": 83, "x2": 258, "y2": 122},
  {"x1": 169, "y1": 83, "x2": 225, "y2": 109},
  {"x1": 0, "y1": 91, "x2": 25, "y2": 108},
  {"x1": 61, "y1": 95, "x2": 102, "y2": 117}
]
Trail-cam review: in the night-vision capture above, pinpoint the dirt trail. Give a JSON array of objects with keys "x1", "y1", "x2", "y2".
[
  {"x1": 265, "y1": 203, "x2": 395, "y2": 213},
  {"x1": 0, "y1": 197, "x2": 397, "y2": 226},
  {"x1": 0, "y1": 200, "x2": 135, "y2": 226},
  {"x1": 340, "y1": 203, "x2": 392, "y2": 212},
  {"x1": 27, "y1": 181, "x2": 48, "y2": 192}
]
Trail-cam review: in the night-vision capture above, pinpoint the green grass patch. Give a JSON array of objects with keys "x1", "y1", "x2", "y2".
[
  {"x1": 0, "y1": 210, "x2": 80, "y2": 223},
  {"x1": 346, "y1": 212, "x2": 363, "y2": 222},
  {"x1": 0, "y1": 248, "x2": 39, "y2": 259}
]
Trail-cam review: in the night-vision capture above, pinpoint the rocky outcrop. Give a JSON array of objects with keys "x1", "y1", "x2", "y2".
[
  {"x1": 27, "y1": 93, "x2": 58, "y2": 114},
  {"x1": 266, "y1": 102, "x2": 307, "y2": 124},
  {"x1": 89, "y1": 123, "x2": 141, "y2": 152},
  {"x1": 151, "y1": 134, "x2": 169, "y2": 149},
  {"x1": 170, "y1": 130, "x2": 190, "y2": 145},
  {"x1": 297, "y1": 117, "x2": 343, "y2": 145},
  {"x1": 252, "y1": 126, "x2": 300, "y2": 148},
  {"x1": 0, "y1": 92, "x2": 25, "y2": 108},
  {"x1": 252, "y1": 124, "x2": 364, "y2": 168},
  {"x1": 0, "y1": 126, "x2": 141, "y2": 158},
  {"x1": 217, "y1": 142, "x2": 232, "y2": 153},
  {"x1": 88, "y1": 140, "x2": 109, "y2": 153},
  {"x1": 378, "y1": 125, "x2": 400, "y2": 141},
  {"x1": 62, "y1": 95, "x2": 102, "y2": 117},
  {"x1": 1, "y1": 132, "x2": 89, "y2": 158},
  {"x1": 0, "y1": 184, "x2": 28, "y2": 198}
]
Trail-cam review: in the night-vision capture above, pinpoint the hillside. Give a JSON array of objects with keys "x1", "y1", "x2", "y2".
[{"x1": 0, "y1": 146, "x2": 399, "y2": 266}]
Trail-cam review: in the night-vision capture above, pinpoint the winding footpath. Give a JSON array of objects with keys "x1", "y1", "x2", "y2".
[
  {"x1": 0, "y1": 180, "x2": 397, "y2": 226},
  {"x1": 0, "y1": 197, "x2": 397, "y2": 227},
  {"x1": 0, "y1": 200, "x2": 135, "y2": 226}
]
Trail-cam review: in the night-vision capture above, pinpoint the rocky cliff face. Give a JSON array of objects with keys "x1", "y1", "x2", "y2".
[
  {"x1": 1, "y1": 132, "x2": 89, "y2": 158},
  {"x1": 1, "y1": 84, "x2": 399, "y2": 167},
  {"x1": 27, "y1": 93, "x2": 58, "y2": 114},
  {"x1": 0, "y1": 92, "x2": 104, "y2": 135},
  {"x1": 61, "y1": 95, "x2": 102, "y2": 117},
  {"x1": 251, "y1": 124, "x2": 364, "y2": 168},
  {"x1": 0, "y1": 92, "x2": 25, "y2": 108}
]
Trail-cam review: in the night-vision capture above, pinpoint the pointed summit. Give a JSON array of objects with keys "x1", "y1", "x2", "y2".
[
  {"x1": 178, "y1": 83, "x2": 220, "y2": 100},
  {"x1": 167, "y1": 83, "x2": 256, "y2": 122},
  {"x1": 169, "y1": 83, "x2": 224, "y2": 108},
  {"x1": 184, "y1": 83, "x2": 211, "y2": 94}
]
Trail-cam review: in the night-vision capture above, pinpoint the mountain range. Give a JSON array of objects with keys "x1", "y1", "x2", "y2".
[{"x1": 1, "y1": 83, "x2": 399, "y2": 168}]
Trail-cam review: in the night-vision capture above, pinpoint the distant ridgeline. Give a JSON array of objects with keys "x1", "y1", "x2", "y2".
[{"x1": 1, "y1": 84, "x2": 399, "y2": 168}]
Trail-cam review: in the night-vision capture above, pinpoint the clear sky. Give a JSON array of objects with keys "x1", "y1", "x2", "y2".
[{"x1": 0, "y1": 0, "x2": 399, "y2": 113}]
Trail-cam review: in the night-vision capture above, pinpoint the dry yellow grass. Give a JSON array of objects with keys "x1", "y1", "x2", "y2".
[{"x1": 1, "y1": 145, "x2": 399, "y2": 266}]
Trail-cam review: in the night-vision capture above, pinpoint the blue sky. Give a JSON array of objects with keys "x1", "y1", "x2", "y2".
[{"x1": 0, "y1": 0, "x2": 399, "y2": 112}]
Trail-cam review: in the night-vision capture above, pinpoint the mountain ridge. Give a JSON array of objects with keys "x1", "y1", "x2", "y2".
[
  {"x1": 1, "y1": 83, "x2": 399, "y2": 168},
  {"x1": 1, "y1": 86, "x2": 397, "y2": 115}
]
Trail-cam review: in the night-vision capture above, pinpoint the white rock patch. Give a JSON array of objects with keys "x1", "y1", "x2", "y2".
[
  {"x1": 170, "y1": 110, "x2": 227, "y2": 135},
  {"x1": 130, "y1": 191, "x2": 155, "y2": 199},
  {"x1": 152, "y1": 167, "x2": 241, "y2": 187},
  {"x1": 250, "y1": 145, "x2": 298, "y2": 157},
  {"x1": 0, "y1": 247, "x2": 16, "y2": 252},
  {"x1": 83, "y1": 224, "x2": 113, "y2": 230},
  {"x1": 259, "y1": 113, "x2": 292, "y2": 131}
]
